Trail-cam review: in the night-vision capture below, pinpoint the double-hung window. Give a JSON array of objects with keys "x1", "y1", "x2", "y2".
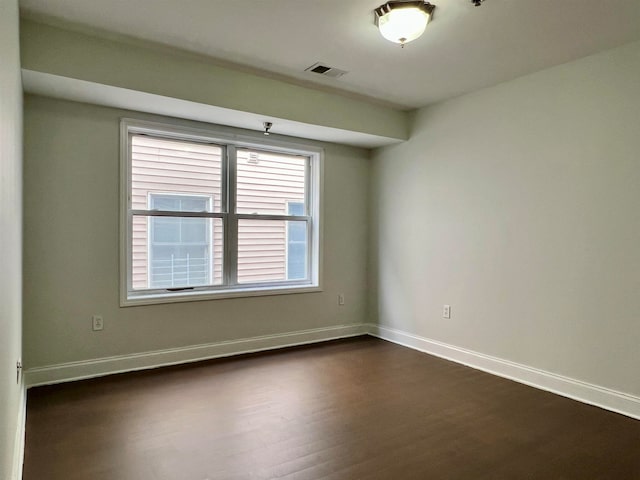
[{"x1": 120, "y1": 119, "x2": 322, "y2": 305}]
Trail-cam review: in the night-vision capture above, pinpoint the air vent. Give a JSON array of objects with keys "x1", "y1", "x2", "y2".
[{"x1": 305, "y1": 62, "x2": 348, "y2": 79}]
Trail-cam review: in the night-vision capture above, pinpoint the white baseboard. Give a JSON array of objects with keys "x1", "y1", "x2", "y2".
[
  {"x1": 25, "y1": 323, "x2": 368, "y2": 387},
  {"x1": 23, "y1": 322, "x2": 640, "y2": 421},
  {"x1": 12, "y1": 381, "x2": 26, "y2": 480},
  {"x1": 367, "y1": 324, "x2": 640, "y2": 421}
]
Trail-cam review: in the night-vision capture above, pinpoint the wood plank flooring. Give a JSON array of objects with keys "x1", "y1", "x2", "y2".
[{"x1": 23, "y1": 337, "x2": 640, "y2": 479}]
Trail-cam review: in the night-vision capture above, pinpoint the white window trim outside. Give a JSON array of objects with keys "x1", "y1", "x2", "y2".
[
  {"x1": 120, "y1": 118, "x2": 324, "y2": 307},
  {"x1": 146, "y1": 192, "x2": 215, "y2": 289}
]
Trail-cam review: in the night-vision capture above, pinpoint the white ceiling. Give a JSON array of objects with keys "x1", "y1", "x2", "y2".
[{"x1": 19, "y1": 0, "x2": 640, "y2": 110}]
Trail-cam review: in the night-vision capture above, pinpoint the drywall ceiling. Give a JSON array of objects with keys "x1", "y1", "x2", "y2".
[{"x1": 19, "y1": 0, "x2": 640, "y2": 110}]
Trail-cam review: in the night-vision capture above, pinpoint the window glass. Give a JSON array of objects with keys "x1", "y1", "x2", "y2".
[
  {"x1": 237, "y1": 218, "x2": 307, "y2": 284},
  {"x1": 287, "y1": 202, "x2": 307, "y2": 280},
  {"x1": 131, "y1": 136, "x2": 223, "y2": 213},
  {"x1": 236, "y1": 149, "x2": 306, "y2": 215},
  {"x1": 132, "y1": 212, "x2": 223, "y2": 290}
]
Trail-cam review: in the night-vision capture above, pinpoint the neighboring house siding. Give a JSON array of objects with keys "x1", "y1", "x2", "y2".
[
  {"x1": 131, "y1": 136, "x2": 305, "y2": 289},
  {"x1": 236, "y1": 150, "x2": 305, "y2": 283}
]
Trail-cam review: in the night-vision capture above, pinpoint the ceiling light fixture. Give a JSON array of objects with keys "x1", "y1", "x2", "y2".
[{"x1": 374, "y1": 1, "x2": 436, "y2": 47}]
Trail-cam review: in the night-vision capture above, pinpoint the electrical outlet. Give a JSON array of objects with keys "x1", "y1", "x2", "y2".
[
  {"x1": 92, "y1": 315, "x2": 104, "y2": 331},
  {"x1": 338, "y1": 294, "x2": 345, "y2": 306},
  {"x1": 443, "y1": 305, "x2": 451, "y2": 319}
]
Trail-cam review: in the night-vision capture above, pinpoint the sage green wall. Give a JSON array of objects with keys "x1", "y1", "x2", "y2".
[
  {"x1": 0, "y1": 0, "x2": 23, "y2": 477},
  {"x1": 23, "y1": 95, "x2": 370, "y2": 368},
  {"x1": 20, "y1": 19, "x2": 408, "y2": 141},
  {"x1": 371, "y1": 40, "x2": 640, "y2": 396}
]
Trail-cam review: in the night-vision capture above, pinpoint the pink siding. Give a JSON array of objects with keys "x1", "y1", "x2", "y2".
[
  {"x1": 130, "y1": 136, "x2": 306, "y2": 289},
  {"x1": 236, "y1": 149, "x2": 305, "y2": 283}
]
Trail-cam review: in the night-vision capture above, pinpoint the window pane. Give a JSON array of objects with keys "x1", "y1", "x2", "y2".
[
  {"x1": 131, "y1": 135, "x2": 223, "y2": 213},
  {"x1": 151, "y1": 196, "x2": 180, "y2": 211},
  {"x1": 286, "y1": 202, "x2": 307, "y2": 279},
  {"x1": 237, "y1": 219, "x2": 308, "y2": 284},
  {"x1": 181, "y1": 218, "x2": 208, "y2": 243},
  {"x1": 288, "y1": 202, "x2": 304, "y2": 217},
  {"x1": 236, "y1": 149, "x2": 306, "y2": 215},
  {"x1": 152, "y1": 217, "x2": 181, "y2": 243},
  {"x1": 287, "y1": 222, "x2": 307, "y2": 281},
  {"x1": 180, "y1": 197, "x2": 210, "y2": 212},
  {"x1": 132, "y1": 215, "x2": 223, "y2": 290}
]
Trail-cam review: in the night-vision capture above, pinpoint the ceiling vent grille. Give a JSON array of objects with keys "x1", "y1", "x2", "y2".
[{"x1": 305, "y1": 62, "x2": 348, "y2": 79}]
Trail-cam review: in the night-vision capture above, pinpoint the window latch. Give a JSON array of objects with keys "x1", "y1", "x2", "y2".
[{"x1": 166, "y1": 287, "x2": 195, "y2": 292}]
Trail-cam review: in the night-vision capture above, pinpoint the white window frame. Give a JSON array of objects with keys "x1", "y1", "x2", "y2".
[{"x1": 120, "y1": 118, "x2": 323, "y2": 306}]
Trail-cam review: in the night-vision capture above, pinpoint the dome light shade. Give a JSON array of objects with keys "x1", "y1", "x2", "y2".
[{"x1": 375, "y1": 1, "x2": 436, "y2": 46}]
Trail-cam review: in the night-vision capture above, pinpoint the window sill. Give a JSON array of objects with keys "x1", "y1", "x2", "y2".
[{"x1": 121, "y1": 284, "x2": 322, "y2": 307}]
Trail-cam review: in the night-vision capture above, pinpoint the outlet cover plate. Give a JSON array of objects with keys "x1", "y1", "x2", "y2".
[{"x1": 92, "y1": 315, "x2": 104, "y2": 331}]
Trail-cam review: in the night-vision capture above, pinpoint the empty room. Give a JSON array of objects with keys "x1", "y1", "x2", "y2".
[{"x1": 1, "y1": 0, "x2": 639, "y2": 478}]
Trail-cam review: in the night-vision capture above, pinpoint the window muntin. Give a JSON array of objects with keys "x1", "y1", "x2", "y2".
[{"x1": 122, "y1": 120, "x2": 321, "y2": 304}]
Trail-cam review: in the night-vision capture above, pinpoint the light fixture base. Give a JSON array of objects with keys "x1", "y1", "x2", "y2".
[{"x1": 374, "y1": 1, "x2": 436, "y2": 22}]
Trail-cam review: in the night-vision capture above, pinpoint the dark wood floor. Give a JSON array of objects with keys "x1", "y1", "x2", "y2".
[{"x1": 24, "y1": 337, "x2": 640, "y2": 480}]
